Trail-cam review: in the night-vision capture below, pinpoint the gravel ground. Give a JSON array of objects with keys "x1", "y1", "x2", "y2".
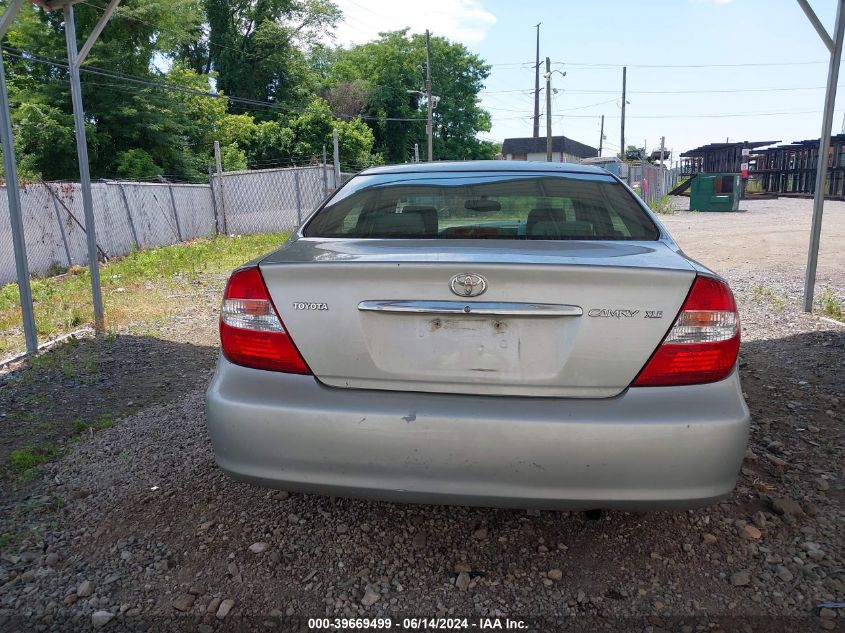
[{"x1": 0, "y1": 198, "x2": 843, "y2": 632}]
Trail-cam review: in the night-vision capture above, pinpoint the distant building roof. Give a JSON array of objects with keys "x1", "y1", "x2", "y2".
[
  {"x1": 680, "y1": 141, "x2": 779, "y2": 158},
  {"x1": 751, "y1": 134, "x2": 845, "y2": 153},
  {"x1": 502, "y1": 136, "x2": 598, "y2": 159}
]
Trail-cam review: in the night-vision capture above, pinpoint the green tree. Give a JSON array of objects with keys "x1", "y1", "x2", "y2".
[
  {"x1": 328, "y1": 30, "x2": 494, "y2": 163},
  {"x1": 116, "y1": 149, "x2": 164, "y2": 179},
  {"x1": 203, "y1": 0, "x2": 340, "y2": 111},
  {"x1": 5, "y1": 0, "x2": 207, "y2": 180},
  {"x1": 288, "y1": 97, "x2": 374, "y2": 167}
]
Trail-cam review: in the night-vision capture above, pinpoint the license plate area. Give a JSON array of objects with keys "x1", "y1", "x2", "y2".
[
  {"x1": 416, "y1": 317, "x2": 518, "y2": 373},
  {"x1": 359, "y1": 311, "x2": 575, "y2": 384}
]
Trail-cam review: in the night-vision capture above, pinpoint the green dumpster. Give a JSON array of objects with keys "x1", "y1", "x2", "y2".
[{"x1": 689, "y1": 173, "x2": 740, "y2": 212}]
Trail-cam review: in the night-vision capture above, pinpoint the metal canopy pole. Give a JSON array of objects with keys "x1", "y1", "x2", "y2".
[
  {"x1": 799, "y1": 0, "x2": 845, "y2": 312},
  {"x1": 63, "y1": 1, "x2": 121, "y2": 332},
  {"x1": 0, "y1": 0, "x2": 37, "y2": 354}
]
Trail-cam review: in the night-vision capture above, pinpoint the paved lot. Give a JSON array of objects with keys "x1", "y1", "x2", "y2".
[{"x1": 0, "y1": 198, "x2": 843, "y2": 632}]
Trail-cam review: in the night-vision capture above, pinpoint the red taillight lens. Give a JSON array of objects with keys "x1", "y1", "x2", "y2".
[
  {"x1": 633, "y1": 276, "x2": 739, "y2": 387},
  {"x1": 219, "y1": 267, "x2": 310, "y2": 374}
]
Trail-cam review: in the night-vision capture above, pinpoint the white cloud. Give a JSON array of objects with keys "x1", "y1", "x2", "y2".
[{"x1": 331, "y1": 0, "x2": 496, "y2": 46}]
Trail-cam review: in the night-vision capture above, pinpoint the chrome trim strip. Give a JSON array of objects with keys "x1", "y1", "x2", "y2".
[{"x1": 357, "y1": 300, "x2": 583, "y2": 317}]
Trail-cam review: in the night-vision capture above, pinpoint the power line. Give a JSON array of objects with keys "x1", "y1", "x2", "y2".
[
  {"x1": 550, "y1": 109, "x2": 827, "y2": 119},
  {"x1": 553, "y1": 60, "x2": 828, "y2": 69},
  {"x1": 2, "y1": 47, "x2": 427, "y2": 122},
  {"x1": 487, "y1": 59, "x2": 828, "y2": 70},
  {"x1": 520, "y1": 85, "x2": 843, "y2": 96},
  {"x1": 491, "y1": 108, "x2": 828, "y2": 121},
  {"x1": 558, "y1": 98, "x2": 618, "y2": 112}
]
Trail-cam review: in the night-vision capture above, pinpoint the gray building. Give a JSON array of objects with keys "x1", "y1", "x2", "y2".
[{"x1": 502, "y1": 136, "x2": 598, "y2": 163}]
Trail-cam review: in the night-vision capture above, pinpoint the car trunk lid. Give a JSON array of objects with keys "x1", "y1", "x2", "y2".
[{"x1": 259, "y1": 238, "x2": 696, "y2": 398}]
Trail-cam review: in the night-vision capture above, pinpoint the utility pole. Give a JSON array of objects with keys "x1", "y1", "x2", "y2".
[
  {"x1": 425, "y1": 29, "x2": 434, "y2": 162},
  {"x1": 620, "y1": 66, "x2": 627, "y2": 160},
  {"x1": 598, "y1": 115, "x2": 605, "y2": 157},
  {"x1": 545, "y1": 57, "x2": 552, "y2": 161},
  {"x1": 414, "y1": 143, "x2": 419, "y2": 162},
  {"x1": 532, "y1": 23, "x2": 541, "y2": 138}
]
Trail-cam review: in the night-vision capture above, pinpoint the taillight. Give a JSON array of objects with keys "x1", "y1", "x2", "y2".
[
  {"x1": 633, "y1": 276, "x2": 739, "y2": 387},
  {"x1": 219, "y1": 267, "x2": 310, "y2": 374}
]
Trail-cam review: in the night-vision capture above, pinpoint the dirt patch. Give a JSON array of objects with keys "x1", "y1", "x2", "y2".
[
  {"x1": 0, "y1": 335, "x2": 216, "y2": 479},
  {"x1": 661, "y1": 197, "x2": 845, "y2": 289}
]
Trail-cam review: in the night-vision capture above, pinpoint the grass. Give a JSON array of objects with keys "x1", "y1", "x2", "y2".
[
  {"x1": 6, "y1": 413, "x2": 119, "y2": 482},
  {"x1": 73, "y1": 413, "x2": 116, "y2": 433},
  {"x1": 819, "y1": 288, "x2": 843, "y2": 321},
  {"x1": 0, "y1": 232, "x2": 289, "y2": 357},
  {"x1": 650, "y1": 195, "x2": 675, "y2": 215},
  {"x1": 8, "y1": 445, "x2": 60, "y2": 481}
]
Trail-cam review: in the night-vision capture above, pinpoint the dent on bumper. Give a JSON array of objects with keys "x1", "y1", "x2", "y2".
[{"x1": 205, "y1": 357, "x2": 750, "y2": 510}]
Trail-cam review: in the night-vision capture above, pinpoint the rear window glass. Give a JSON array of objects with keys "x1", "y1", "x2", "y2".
[{"x1": 304, "y1": 172, "x2": 660, "y2": 241}]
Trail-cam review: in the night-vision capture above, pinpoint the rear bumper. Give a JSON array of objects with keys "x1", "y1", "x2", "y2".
[{"x1": 205, "y1": 357, "x2": 750, "y2": 510}]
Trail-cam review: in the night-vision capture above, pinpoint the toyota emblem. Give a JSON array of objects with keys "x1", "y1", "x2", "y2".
[{"x1": 449, "y1": 273, "x2": 488, "y2": 297}]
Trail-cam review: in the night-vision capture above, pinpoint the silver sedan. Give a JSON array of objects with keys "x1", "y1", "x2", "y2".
[{"x1": 206, "y1": 161, "x2": 749, "y2": 510}]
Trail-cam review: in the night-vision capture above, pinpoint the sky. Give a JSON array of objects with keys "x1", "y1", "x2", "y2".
[{"x1": 331, "y1": 0, "x2": 842, "y2": 159}]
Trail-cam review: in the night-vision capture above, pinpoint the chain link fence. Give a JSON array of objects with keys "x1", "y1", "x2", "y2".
[
  {"x1": 0, "y1": 180, "x2": 215, "y2": 284},
  {"x1": 0, "y1": 165, "x2": 349, "y2": 287},
  {"x1": 628, "y1": 163, "x2": 682, "y2": 205},
  {"x1": 211, "y1": 165, "x2": 339, "y2": 236}
]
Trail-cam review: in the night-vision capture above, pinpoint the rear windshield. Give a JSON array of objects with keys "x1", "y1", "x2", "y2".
[{"x1": 304, "y1": 172, "x2": 660, "y2": 241}]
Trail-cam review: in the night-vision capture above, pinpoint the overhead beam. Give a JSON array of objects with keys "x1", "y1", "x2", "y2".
[
  {"x1": 797, "y1": 0, "x2": 835, "y2": 52},
  {"x1": 77, "y1": 0, "x2": 120, "y2": 66},
  {"x1": 31, "y1": 0, "x2": 86, "y2": 10}
]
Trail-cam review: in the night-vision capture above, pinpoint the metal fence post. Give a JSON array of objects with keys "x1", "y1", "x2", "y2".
[
  {"x1": 208, "y1": 166, "x2": 220, "y2": 235},
  {"x1": 214, "y1": 140, "x2": 228, "y2": 235},
  {"x1": 322, "y1": 145, "x2": 328, "y2": 196},
  {"x1": 64, "y1": 5, "x2": 104, "y2": 332},
  {"x1": 117, "y1": 182, "x2": 140, "y2": 249},
  {"x1": 50, "y1": 191, "x2": 73, "y2": 266},
  {"x1": 294, "y1": 168, "x2": 302, "y2": 225},
  {"x1": 332, "y1": 129, "x2": 341, "y2": 189},
  {"x1": 167, "y1": 184, "x2": 183, "y2": 241},
  {"x1": 0, "y1": 47, "x2": 37, "y2": 354}
]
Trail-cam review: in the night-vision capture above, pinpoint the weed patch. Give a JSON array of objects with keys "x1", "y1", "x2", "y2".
[
  {"x1": 819, "y1": 288, "x2": 843, "y2": 321},
  {"x1": 650, "y1": 195, "x2": 675, "y2": 215},
  {"x1": 7, "y1": 445, "x2": 60, "y2": 480},
  {"x1": 753, "y1": 285, "x2": 787, "y2": 310},
  {"x1": 1, "y1": 233, "x2": 288, "y2": 358}
]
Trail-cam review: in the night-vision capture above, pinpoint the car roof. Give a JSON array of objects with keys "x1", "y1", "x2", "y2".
[{"x1": 358, "y1": 160, "x2": 609, "y2": 176}]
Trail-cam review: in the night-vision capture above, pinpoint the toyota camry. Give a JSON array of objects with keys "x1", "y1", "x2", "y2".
[{"x1": 205, "y1": 161, "x2": 749, "y2": 510}]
